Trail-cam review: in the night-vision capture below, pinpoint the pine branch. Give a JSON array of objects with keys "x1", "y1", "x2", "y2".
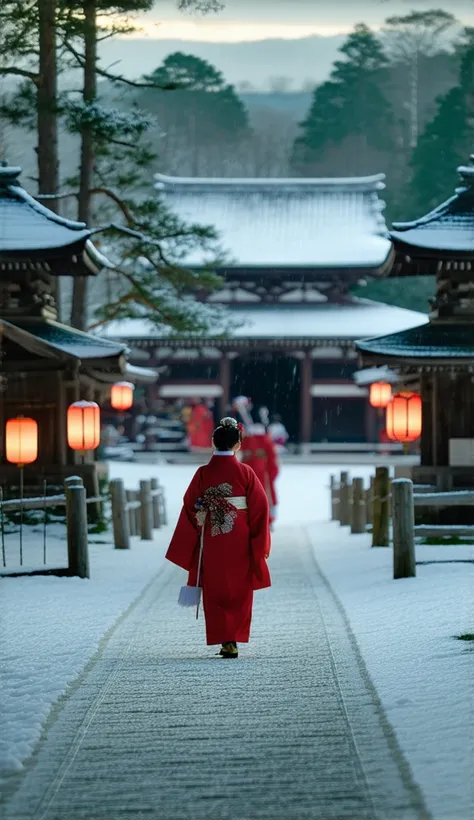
[
  {"x1": 60, "y1": 37, "x2": 178, "y2": 90},
  {"x1": 0, "y1": 66, "x2": 39, "y2": 84}
]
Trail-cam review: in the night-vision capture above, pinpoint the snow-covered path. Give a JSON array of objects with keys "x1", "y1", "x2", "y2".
[
  {"x1": 3, "y1": 525, "x2": 427, "y2": 820},
  {"x1": 1, "y1": 462, "x2": 471, "y2": 820}
]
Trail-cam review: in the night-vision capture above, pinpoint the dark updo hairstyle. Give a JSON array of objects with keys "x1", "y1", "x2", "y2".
[{"x1": 212, "y1": 417, "x2": 242, "y2": 451}]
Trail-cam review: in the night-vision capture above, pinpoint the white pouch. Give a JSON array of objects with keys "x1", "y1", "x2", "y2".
[
  {"x1": 177, "y1": 513, "x2": 205, "y2": 619},
  {"x1": 178, "y1": 585, "x2": 202, "y2": 608}
]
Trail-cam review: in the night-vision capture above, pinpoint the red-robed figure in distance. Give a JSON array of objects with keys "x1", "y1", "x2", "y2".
[
  {"x1": 241, "y1": 423, "x2": 279, "y2": 523},
  {"x1": 166, "y1": 417, "x2": 271, "y2": 659},
  {"x1": 187, "y1": 399, "x2": 214, "y2": 450}
]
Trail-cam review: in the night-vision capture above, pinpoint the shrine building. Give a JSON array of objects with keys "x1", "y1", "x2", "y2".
[
  {"x1": 0, "y1": 166, "x2": 154, "y2": 491},
  {"x1": 357, "y1": 158, "x2": 474, "y2": 489},
  {"x1": 103, "y1": 174, "x2": 427, "y2": 445}
]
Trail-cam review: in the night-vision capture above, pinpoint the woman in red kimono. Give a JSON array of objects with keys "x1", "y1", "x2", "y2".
[
  {"x1": 187, "y1": 400, "x2": 214, "y2": 450},
  {"x1": 166, "y1": 417, "x2": 271, "y2": 659},
  {"x1": 241, "y1": 423, "x2": 279, "y2": 524}
]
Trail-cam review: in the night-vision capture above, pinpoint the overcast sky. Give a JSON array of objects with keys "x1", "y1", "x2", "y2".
[{"x1": 128, "y1": 0, "x2": 474, "y2": 40}]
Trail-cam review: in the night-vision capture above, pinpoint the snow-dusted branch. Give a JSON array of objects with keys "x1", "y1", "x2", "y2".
[{"x1": 0, "y1": 66, "x2": 39, "y2": 83}]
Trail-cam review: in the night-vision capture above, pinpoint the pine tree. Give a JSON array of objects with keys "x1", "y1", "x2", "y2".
[
  {"x1": 407, "y1": 28, "x2": 474, "y2": 216},
  {"x1": 0, "y1": 1, "x2": 228, "y2": 333},
  {"x1": 140, "y1": 52, "x2": 250, "y2": 174},
  {"x1": 292, "y1": 24, "x2": 394, "y2": 174}
]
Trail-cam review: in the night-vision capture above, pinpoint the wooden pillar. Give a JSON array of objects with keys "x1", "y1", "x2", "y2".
[
  {"x1": 300, "y1": 353, "x2": 312, "y2": 444},
  {"x1": 365, "y1": 403, "x2": 377, "y2": 444},
  {"x1": 392, "y1": 479, "x2": 416, "y2": 579},
  {"x1": 431, "y1": 371, "x2": 438, "y2": 467},
  {"x1": 219, "y1": 353, "x2": 231, "y2": 418},
  {"x1": 56, "y1": 371, "x2": 67, "y2": 466}
]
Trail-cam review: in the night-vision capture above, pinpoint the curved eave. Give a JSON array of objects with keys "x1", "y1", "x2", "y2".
[
  {"x1": 0, "y1": 239, "x2": 110, "y2": 277},
  {"x1": 83, "y1": 239, "x2": 115, "y2": 275},
  {"x1": 179, "y1": 243, "x2": 394, "y2": 279},
  {"x1": 391, "y1": 234, "x2": 474, "y2": 260},
  {"x1": 391, "y1": 192, "x2": 457, "y2": 233},
  {"x1": 155, "y1": 172, "x2": 386, "y2": 192}
]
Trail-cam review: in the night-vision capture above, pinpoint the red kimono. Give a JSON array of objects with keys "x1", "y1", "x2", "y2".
[
  {"x1": 166, "y1": 454, "x2": 271, "y2": 645},
  {"x1": 187, "y1": 403, "x2": 214, "y2": 449},
  {"x1": 241, "y1": 426, "x2": 279, "y2": 518}
]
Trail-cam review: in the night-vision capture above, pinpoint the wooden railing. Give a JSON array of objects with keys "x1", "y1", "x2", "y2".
[
  {"x1": 330, "y1": 470, "x2": 474, "y2": 580},
  {"x1": 0, "y1": 476, "x2": 167, "y2": 579},
  {"x1": 109, "y1": 477, "x2": 167, "y2": 550}
]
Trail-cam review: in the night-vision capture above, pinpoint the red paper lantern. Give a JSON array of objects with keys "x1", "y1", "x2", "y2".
[
  {"x1": 67, "y1": 401, "x2": 100, "y2": 451},
  {"x1": 5, "y1": 416, "x2": 38, "y2": 465},
  {"x1": 369, "y1": 381, "x2": 392, "y2": 408},
  {"x1": 386, "y1": 392, "x2": 422, "y2": 443},
  {"x1": 110, "y1": 381, "x2": 134, "y2": 411}
]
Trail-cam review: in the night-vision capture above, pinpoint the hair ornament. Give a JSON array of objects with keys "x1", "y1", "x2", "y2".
[{"x1": 219, "y1": 417, "x2": 238, "y2": 429}]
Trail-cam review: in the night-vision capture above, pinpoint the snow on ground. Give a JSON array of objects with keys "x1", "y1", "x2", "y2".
[
  {"x1": 308, "y1": 527, "x2": 473, "y2": 820},
  {"x1": 1, "y1": 460, "x2": 472, "y2": 820},
  {"x1": 0, "y1": 482, "x2": 175, "y2": 777}
]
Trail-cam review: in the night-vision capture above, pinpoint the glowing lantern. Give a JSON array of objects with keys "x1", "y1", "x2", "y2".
[
  {"x1": 67, "y1": 401, "x2": 100, "y2": 451},
  {"x1": 110, "y1": 381, "x2": 134, "y2": 411},
  {"x1": 386, "y1": 392, "x2": 422, "y2": 443},
  {"x1": 369, "y1": 381, "x2": 392, "y2": 409},
  {"x1": 5, "y1": 416, "x2": 38, "y2": 465}
]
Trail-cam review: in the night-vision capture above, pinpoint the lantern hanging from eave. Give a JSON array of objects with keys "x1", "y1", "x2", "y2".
[
  {"x1": 110, "y1": 381, "x2": 134, "y2": 411},
  {"x1": 5, "y1": 416, "x2": 38, "y2": 466},
  {"x1": 369, "y1": 381, "x2": 392, "y2": 409},
  {"x1": 386, "y1": 392, "x2": 422, "y2": 443},
  {"x1": 67, "y1": 401, "x2": 101, "y2": 451}
]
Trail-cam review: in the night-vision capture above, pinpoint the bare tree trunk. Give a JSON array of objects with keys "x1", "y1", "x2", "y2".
[
  {"x1": 71, "y1": 0, "x2": 97, "y2": 330},
  {"x1": 37, "y1": 0, "x2": 59, "y2": 313},
  {"x1": 38, "y1": 0, "x2": 59, "y2": 205},
  {"x1": 409, "y1": 51, "x2": 419, "y2": 149}
]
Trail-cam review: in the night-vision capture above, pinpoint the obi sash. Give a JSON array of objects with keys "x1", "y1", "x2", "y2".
[{"x1": 228, "y1": 496, "x2": 247, "y2": 510}]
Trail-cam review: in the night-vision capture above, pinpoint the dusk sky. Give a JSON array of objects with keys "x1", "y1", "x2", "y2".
[{"x1": 129, "y1": 0, "x2": 474, "y2": 40}]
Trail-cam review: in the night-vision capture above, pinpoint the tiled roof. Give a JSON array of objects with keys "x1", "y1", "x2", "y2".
[
  {"x1": 19, "y1": 320, "x2": 127, "y2": 360},
  {"x1": 154, "y1": 173, "x2": 392, "y2": 271},
  {"x1": 0, "y1": 166, "x2": 113, "y2": 275},
  {"x1": 357, "y1": 321, "x2": 474, "y2": 359},
  {"x1": 100, "y1": 299, "x2": 427, "y2": 342},
  {"x1": 0, "y1": 167, "x2": 91, "y2": 252},
  {"x1": 391, "y1": 161, "x2": 474, "y2": 254}
]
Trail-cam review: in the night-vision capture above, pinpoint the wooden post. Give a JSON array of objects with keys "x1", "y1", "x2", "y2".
[
  {"x1": 110, "y1": 478, "x2": 130, "y2": 549},
  {"x1": 392, "y1": 479, "x2": 416, "y2": 579},
  {"x1": 132, "y1": 490, "x2": 140, "y2": 535},
  {"x1": 351, "y1": 478, "x2": 366, "y2": 534},
  {"x1": 126, "y1": 489, "x2": 137, "y2": 536},
  {"x1": 159, "y1": 486, "x2": 168, "y2": 526},
  {"x1": 339, "y1": 471, "x2": 351, "y2": 526},
  {"x1": 65, "y1": 477, "x2": 89, "y2": 578},
  {"x1": 372, "y1": 466, "x2": 390, "y2": 547},
  {"x1": 330, "y1": 474, "x2": 339, "y2": 521},
  {"x1": 139, "y1": 479, "x2": 153, "y2": 541},
  {"x1": 150, "y1": 478, "x2": 161, "y2": 529},
  {"x1": 300, "y1": 353, "x2": 312, "y2": 445},
  {"x1": 365, "y1": 476, "x2": 374, "y2": 526}
]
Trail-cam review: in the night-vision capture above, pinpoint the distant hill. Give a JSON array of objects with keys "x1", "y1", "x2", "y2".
[{"x1": 98, "y1": 34, "x2": 346, "y2": 90}]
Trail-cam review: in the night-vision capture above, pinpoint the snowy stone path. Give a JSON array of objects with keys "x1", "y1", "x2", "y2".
[{"x1": 3, "y1": 525, "x2": 428, "y2": 820}]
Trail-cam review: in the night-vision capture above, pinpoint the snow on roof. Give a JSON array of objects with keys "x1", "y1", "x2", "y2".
[
  {"x1": 391, "y1": 161, "x2": 474, "y2": 254},
  {"x1": 24, "y1": 320, "x2": 127, "y2": 359},
  {"x1": 0, "y1": 167, "x2": 91, "y2": 252},
  {"x1": 154, "y1": 173, "x2": 392, "y2": 270},
  {"x1": 100, "y1": 299, "x2": 428, "y2": 342}
]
